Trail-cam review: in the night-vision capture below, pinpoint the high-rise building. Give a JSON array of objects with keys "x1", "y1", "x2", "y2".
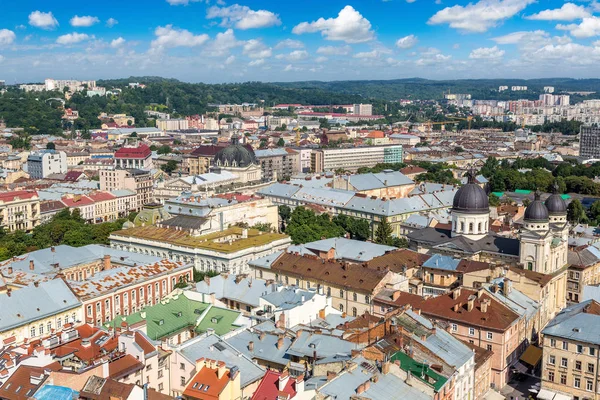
[
  {"x1": 352, "y1": 103, "x2": 373, "y2": 116},
  {"x1": 27, "y1": 150, "x2": 68, "y2": 178},
  {"x1": 580, "y1": 126, "x2": 600, "y2": 158}
]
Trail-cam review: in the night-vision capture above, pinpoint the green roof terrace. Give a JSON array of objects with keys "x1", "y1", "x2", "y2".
[{"x1": 390, "y1": 351, "x2": 448, "y2": 392}]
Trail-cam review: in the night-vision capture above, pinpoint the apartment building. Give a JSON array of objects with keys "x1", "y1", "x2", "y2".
[
  {"x1": 0, "y1": 190, "x2": 40, "y2": 232},
  {"x1": 185, "y1": 145, "x2": 225, "y2": 175},
  {"x1": 254, "y1": 148, "x2": 299, "y2": 181},
  {"x1": 100, "y1": 168, "x2": 154, "y2": 209},
  {"x1": 27, "y1": 149, "x2": 67, "y2": 178},
  {"x1": 311, "y1": 145, "x2": 403, "y2": 173},
  {"x1": 88, "y1": 191, "x2": 119, "y2": 222},
  {"x1": 114, "y1": 143, "x2": 153, "y2": 170},
  {"x1": 541, "y1": 300, "x2": 600, "y2": 400},
  {"x1": 580, "y1": 126, "x2": 600, "y2": 159},
  {"x1": 156, "y1": 119, "x2": 189, "y2": 131}
]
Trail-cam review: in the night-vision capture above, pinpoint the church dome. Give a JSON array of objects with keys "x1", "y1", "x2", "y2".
[
  {"x1": 524, "y1": 193, "x2": 549, "y2": 222},
  {"x1": 452, "y1": 172, "x2": 489, "y2": 214},
  {"x1": 214, "y1": 143, "x2": 257, "y2": 168},
  {"x1": 545, "y1": 193, "x2": 567, "y2": 215}
]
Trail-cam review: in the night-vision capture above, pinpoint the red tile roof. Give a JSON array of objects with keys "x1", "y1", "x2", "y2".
[
  {"x1": 0, "y1": 191, "x2": 38, "y2": 203},
  {"x1": 61, "y1": 195, "x2": 94, "y2": 207},
  {"x1": 252, "y1": 371, "x2": 298, "y2": 400},
  {"x1": 183, "y1": 359, "x2": 232, "y2": 399},
  {"x1": 88, "y1": 191, "x2": 116, "y2": 202},
  {"x1": 114, "y1": 144, "x2": 151, "y2": 159},
  {"x1": 64, "y1": 171, "x2": 84, "y2": 182},
  {"x1": 366, "y1": 130, "x2": 385, "y2": 139},
  {"x1": 108, "y1": 355, "x2": 144, "y2": 380}
]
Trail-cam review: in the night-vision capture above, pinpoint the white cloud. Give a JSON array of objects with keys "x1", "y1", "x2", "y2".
[
  {"x1": 28, "y1": 11, "x2": 58, "y2": 30},
  {"x1": 275, "y1": 39, "x2": 304, "y2": 49},
  {"x1": 557, "y1": 17, "x2": 600, "y2": 38},
  {"x1": 526, "y1": 3, "x2": 590, "y2": 21},
  {"x1": 0, "y1": 55, "x2": 4, "y2": 64},
  {"x1": 316, "y1": 45, "x2": 352, "y2": 55},
  {"x1": 225, "y1": 55, "x2": 235, "y2": 65},
  {"x1": 207, "y1": 4, "x2": 281, "y2": 29},
  {"x1": 111, "y1": 37, "x2": 126, "y2": 48},
  {"x1": 493, "y1": 30, "x2": 548, "y2": 44},
  {"x1": 0, "y1": 29, "x2": 16, "y2": 46},
  {"x1": 283, "y1": 64, "x2": 302, "y2": 72},
  {"x1": 70, "y1": 15, "x2": 100, "y2": 27},
  {"x1": 469, "y1": 45, "x2": 505, "y2": 59},
  {"x1": 428, "y1": 0, "x2": 535, "y2": 32},
  {"x1": 151, "y1": 25, "x2": 209, "y2": 50},
  {"x1": 56, "y1": 33, "x2": 90, "y2": 45},
  {"x1": 315, "y1": 56, "x2": 328, "y2": 63},
  {"x1": 416, "y1": 48, "x2": 451, "y2": 65},
  {"x1": 529, "y1": 42, "x2": 600, "y2": 65},
  {"x1": 242, "y1": 39, "x2": 272, "y2": 58},
  {"x1": 249, "y1": 58, "x2": 265, "y2": 66},
  {"x1": 292, "y1": 5, "x2": 374, "y2": 43},
  {"x1": 396, "y1": 34, "x2": 418, "y2": 49},
  {"x1": 106, "y1": 18, "x2": 119, "y2": 28},
  {"x1": 354, "y1": 50, "x2": 380, "y2": 58},
  {"x1": 276, "y1": 50, "x2": 309, "y2": 61},
  {"x1": 205, "y1": 29, "x2": 242, "y2": 56}
]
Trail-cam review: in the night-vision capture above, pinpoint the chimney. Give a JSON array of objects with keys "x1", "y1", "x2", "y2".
[
  {"x1": 414, "y1": 308, "x2": 421, "y2": 315},
  {"x1": 217, "y1": 361, "x2": 227, "y2": 379},
  {"x1": 103, "y1": 255, "x2": 111, "y2": 271},
  {"x1": 503, "y1": 278, "x2": 512, "y2": 295},
  {"x1": 467, "y1": 294, "x2": 476, "y2": 312},
  {"x1": 392, "y1": 290, "x2": 401, "y2": 301},
  {"x1": 294, "y1": 375, "x2": 304, "y2": 394},
  {"x1": 382, "y1": 361, "x2": 391, "y2": 375},
  {"x1": 29, "y1": 260, "x2": 34, "y2": 271},
  {"x1": 477, "y1": 287, "x2": 484, "y2": 298},
  {"x1": 34, "y1": 281, "x2": 39, "y2": 288},
  {"x1": 195, "y1": 357, "x2": 207, "y2": 372},
  {"x1": 364, "y1": 381, "x2": 371, "y2": 391},
  {"x1": 6, "y1": 288, "x2": 11, "y2": 297},
  {"x1": 51, "y1": 247, "x2": 55, "y2": 253},
  {"x1": 481, "y1": 299, "x2": 489, "y2": 313},
  {"x1": 248, "y1": 341, "x2": 254, "y2": 352},
  {"x1": 356, "y1": 384, "x2": 365, "y2": 394},
  {"x1": 277, "y1": 336, "x2": 284, "y2": 350},
  {"x1": 452, "y1": 288, "x2": 461, "y2": 300},
  {"x1": 296, "y1": 330, "x2": 303, "y2": 338},
  {"x1": 7, "y1": 266, "x2": 12, "y2": 275},
  {"x1": 319, "y1": 308, "x2": 326, "y2": 319},
  {"x1": 259, "y1": 332, "x2": 266, "y2": 341},
  {"x1": 278, "y1": 370, "x2": 290, "y2": 391},
  {"x1": 327, "y1": 371, "x2": 337, "y2": 381}
]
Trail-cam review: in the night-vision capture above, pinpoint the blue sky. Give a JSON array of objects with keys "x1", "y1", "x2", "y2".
[{"x1": 1, "y1": 0, "x2": 600, "y2": 83}]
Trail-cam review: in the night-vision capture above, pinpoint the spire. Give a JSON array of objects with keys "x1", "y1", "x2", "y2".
[
  {"x1": 465, "y1": 167, "x2": 477, "y2": 184},
  {"x1": 551, "y1": 180, "x2": 560, "y2": 194},
  {"x1": 534, "y1": 191, "x2": 541, "y2": 201}
]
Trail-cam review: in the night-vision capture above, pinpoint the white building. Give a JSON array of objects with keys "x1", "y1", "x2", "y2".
[
  {"x1": 27, "y1": 150, "x2": 67, "y2": 179},
  {"x1": 260, "y1": 287, "x2": 329, "y2": 329},
  {"x1": 156, "y1": 119, "x2": 189, "y2": 131},
  {"x1": 352, "y1": 103, "x2": 373, "y2": 116}
]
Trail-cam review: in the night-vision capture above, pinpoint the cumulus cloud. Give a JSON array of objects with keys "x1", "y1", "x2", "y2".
[
  {"x1": 416, "y1": 48, "x2": 451, "y2": 66},
  {"x1": 276, "y1": 50, "x2": 309, "y2": 61},
  {"x1": 292, "y1": 6, "x2": 374, "y2": 43},
  {"x1": 225, "y1": 55, "x2": 235, "y2": 65},
  {"x1": 557, "y1": 16, "x2": 600, "y2": 38},
  {"x1": 469, "y1": 45, "x2": 505, "y2": 59},
  {"x1": 207, "y1": 4, "x2": 281, "y2": 29},
  {"x1": 354, "y1": 50, "x2": 380, "y2": 58},
  {"x1": 316, "y1": 45, "x2": 352, "y2": 55},
  {"x1": 396, "y1": 34, "x2": 418, "y2": 49},
  {"x1": 151, "y1": 25, "x2": 209, "y2": 51},
  {"x1": 110, "y1": 37, "x2": 126, "y2": 48},
  {"x1": 242, "y1": 39, "x2": 272, "y2": 58},
  {"x1": 56, "y1": 33, "x2": 90, "y2": 45},
  {"x1": 315, "y1": 56, "x2": 328, "y2": 63},
  {"x1": 428, "y1": 0, "x2": 535, "y2": 32},
  {"x1": 70, "y1": 15, "x2": 100, "y2": 27},
  {"x1": 526, "y1": 3, "x2": 590, "y2": 21},
  {"x1": 275, "y1": 39, "x2": 304, "y2": 49},
  {"x1": 283, "y1": 64, "x2": 302, "y2": 72},
  {"x1": 0, "y1": 29, "x2": 16, "y2": 46},
  {"x1": 28, "y1": 11, "x2": 58, "y2": 30},
  {"x1": 106, "y1": 18, "x2": 119, "y2": 28},
  {"x1": 205, "y1": 29, "x2": 242, "y2": 56},
  {"x1": 249, "y1": 59, "x2": 265, "y2": 66}
]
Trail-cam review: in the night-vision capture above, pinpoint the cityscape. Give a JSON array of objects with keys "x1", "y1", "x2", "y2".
[{"x1": 3, "y1": 1, "x2": 600, "y2": 400}]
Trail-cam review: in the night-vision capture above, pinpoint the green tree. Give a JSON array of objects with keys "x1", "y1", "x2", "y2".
[
  {"x1": 374, "y1": 217, "x2": 393, "y2": 246},
  {"x1": 161, "y1": 160, "x2": 178, "y2": 174},
  {"x1": 589, "y1": 201, "x2": 600, "y2": 224},
  {"x1": 567, "y1": 199, "x2": 587, "y2": 224},
  {"x1": 157, "y1": 145, "x2": 172, "y2": 155},
  {"x1": 488, "y1": 193, "x2": 501, "y2": 206},
  {"x1": 46, "y1": 142, "x2": 56, "y2": 150},
  {"x1": 130, "y1": 132, "x2": 138, "y2": 137},
  {"x1": 277, "y1": 138, "x2": 285, "y2": 147},
  {"x1": 278, "y1": 205, "x2": 291, "y2": 222}
]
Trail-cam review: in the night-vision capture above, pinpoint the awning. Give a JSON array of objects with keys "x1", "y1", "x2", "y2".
[
  {"x1": 482, "y1": 389, "x2": 505, "y2": 400},
  {"x1": 554, "y1": 394, "x2": 573, "y2": 400},
  {"x1": 537, "y1": 388, "x2": 573, "y2": 400},
  {"x1": 520, "y1": 345, "x2": 543, "y2": 367},
  {"x1": 513, "y1": 361, "x2": 528, "y2": 373}
]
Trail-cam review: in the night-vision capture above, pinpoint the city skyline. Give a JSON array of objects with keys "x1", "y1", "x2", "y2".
[{"x1": 1, "y1": 0, "x2": 600, "y2": 83}]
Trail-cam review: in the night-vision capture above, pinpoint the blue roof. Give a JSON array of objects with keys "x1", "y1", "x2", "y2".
[
  {"x1": 288, "y1": 238, "x2": 395, "y2": 262},
  {"x1": 345, "y1": 170, "x2": 413, "y2": 191},
  {"x1": 542, "y1": 300, "x2": 600, "y2": 345},
  {"x1": 34, "y1": 385, "x2": 77, "y2": 400},
  {"x1": 422, "y1": 254, "x2": 460, "y2": 271}
]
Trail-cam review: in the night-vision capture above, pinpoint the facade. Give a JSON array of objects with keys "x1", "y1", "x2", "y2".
[
  {"x1": 580, "y1": 126, "x2": 600, "y2": 159},
  {"x1": 156, "y1": 119, "x2": 189, "y2": 131},
  {"x1": 311, "y1": 145, "x2": 403, "y2": 173},
  {"x1": 212, "y1": 138, "x2": 262, "y2": 184},
  {"x1": 114, "y1": 143, "x2": 153, "y2": 170},
  {"x1": 330, "y1": 170, "x2": 415, "y2": 198},
  {"x1": 186, "y1": 145, "x2": 224, "y2": 175},
  {"x1": 100, "y1": 168, "x2": 154, "y2": 209},
  {"x1": 0, "y1": 190, "x2": 40, "y2": 232},
  {"x1": 352, "y1": 103, "x2": 373, "y2": 116},
  {"x1": 254, "y1": 148, "x2": 299, "y2": 181},
  {"x1": 183, "y1": 358, "x2": 241, "y2": 400},
  {"x1": 541, "y1": 300, "x2": 600, "y2": 400},
  {"x1": 27, "y1": 149, "x2": 67, "y2": 178}
]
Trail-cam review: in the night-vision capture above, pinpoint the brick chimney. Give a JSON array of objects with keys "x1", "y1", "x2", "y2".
[
  {"x1": 248, "y1": 341, "x2": 254, "y2": 352},
  {"x1": 7, "y1": 266, "x2": 12, "y2": 275},
  {"x1": 503, "y1": 278, "x2": 512, "y2": 295},
  {"x1": 392, "y1": 290, "x2": 401, "y2": 301},
  {"x1": 382, "y1": 361, "x2": 391, "y2": 375},
  {"x1": 327, "y1": 371, "x2": 337, "y2": 381},
  {"x1": 29, "y1": 260, "x2": 34, "y2": 271},
  {"x1": 103, "y1": 255, "x2": 111, "y2": 271},
  {"x1": 278, "y1": 370, "x2": 290, "y2": 391},
  {"x1": 277, "y1": 336, "x2": 284, "y2": 350},
  {"x1": 259, "y1": 332, "x2": 266, "y2": 341},
  {"x1": 216, "y1": 361, "x2": 226, "y2": 379},
  {"x1": 467, "y1": 294, "x2": 476, "y2": 312},
  {"x1": 481, "y1": 298, "x2": 490, "y2": 313},
  {"x1": 452, "y1": 288, "x2": 461, "y2": 299},
  {"x1": 356, "y1": 384, "x2": 365, "y2": 394},
  {"x1": 6, "y1": 288, "x2": 11, "y2": 297},
  {"x1": 34, "y1": 281, "x2": 39, "y2": 288}
]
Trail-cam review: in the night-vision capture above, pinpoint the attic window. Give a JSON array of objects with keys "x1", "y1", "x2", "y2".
[
  {"x1": 176, "y1": 312, "x2": 182, "y2": 317},
  {"x1": 573, "y1": 327, "x2": 581, "y2": 332},
  {"x1": 211, "y1": 317, "x2": 218, "y2": 323},
  {"x1": 158, "y1": 319, "x2": 164, "y2": 326},
  {"x1": 194, "y1": 309, "x2": 202, "y2": 315}
]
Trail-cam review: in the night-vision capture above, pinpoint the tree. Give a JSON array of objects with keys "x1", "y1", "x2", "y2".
[
  {"x1": 590, "y1": 201, "x2": 600, "y2": 224},
  {"x1": 454, "y1": 146, "x2": 464, "y2": 153},
  {"x1": 488, "y1": 193, "x2": 501, "y2": 206},
  {"x1": 277, "y1": 138, "x2": 285, "y2": 147},
  {"x1": 278, "y1": 205, "x2": 291, "y2": 222},
  {"x1": 374, "y1": 217, "x2": 393, "y2": 246},
  {"x1": 161, "y1": 160, "x2": 178, "y2": 174},
  {"x1": 46, "y1": 142, "x2": 56, "y2": 150},
  {"x1": 567, "y1": 199, "x2": 587, "y2": 224},
  {"x1": 157, "y1": 145, "x2": 172, "y2": 155},
  {"x1": 130, "y1": 131, "x2": 138, "y2": 137}
]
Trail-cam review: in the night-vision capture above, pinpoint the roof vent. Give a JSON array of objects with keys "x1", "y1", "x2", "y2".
[{"x1": 573, "y1": 327, "x2": 581, "y2": 333}]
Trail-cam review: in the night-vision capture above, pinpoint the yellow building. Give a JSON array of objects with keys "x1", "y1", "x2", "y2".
[{"x1": 0, "y1": 190, "x2": 40, "y2": 232}]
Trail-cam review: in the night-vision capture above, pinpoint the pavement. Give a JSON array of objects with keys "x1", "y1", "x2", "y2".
[{"x1": 501, "y1": 373, "x2": 541, "y2": 400}]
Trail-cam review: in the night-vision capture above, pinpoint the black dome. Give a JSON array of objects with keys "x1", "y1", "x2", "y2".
[
  {"x1": 452, "y1": 175, "x2": 489, "y2": 213},
  {"x1": 524, "y1": 194, "x2": 549, "y2": 222},
  {"x1": 214, "y1": 144, "x2": 257, "y2": 168},
  {"x1": 545, "y1": 193, "x2": 567, "y2": 215}
]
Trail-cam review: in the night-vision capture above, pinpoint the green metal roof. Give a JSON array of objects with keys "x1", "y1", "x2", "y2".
[
  {"x1": 515, "y1": 189, "x2": 532, "y2": 194},
  {"x1": 561, "y1": 194, "x2": 571, "y2": 200},
  {"x1": 390, "y1": 351, "x2": 448, "y2": 392},
  {"x1": 105, "y1": 294, "x2": 242, "y2": 340},
  {"x1": 491, "y1": 192, "x2": 504, "y2": 198}
]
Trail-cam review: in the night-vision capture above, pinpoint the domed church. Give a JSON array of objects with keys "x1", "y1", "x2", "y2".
[
  {"x1": 408, "y1": 171, "x2": 569, "y2": 275},
  {"x1": 212, "y1": 135, "x2": 262, "y2": 184}
]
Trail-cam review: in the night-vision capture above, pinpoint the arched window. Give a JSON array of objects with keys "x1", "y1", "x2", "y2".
[
  {"x1": 353, "y1": 292, "x2": 357, "y2": 301},
  {"x1": 478, "y1": 222, "x2": 482, "y2": 233},
  {"x1": 352, "y1": 307, "x2": 357, "y2": 317},
  {"x1": 469, "y1": 222, "x2": 473, "y2": 233},
  {"x1": 460, "y1": 222, "x2": 465, "y2": 232},
  {"x1": 340, "y1": 289, "x2": 344, "y2": 299},
  {"x1": 365, "y1": 295, "x2": 370, "y2": 304},
  {"x1": 327, "y1": 287, "x2": 331, "y2": 297},
  {"x1": 339, "y1": 304, "x2": 344, "y2": 313}
]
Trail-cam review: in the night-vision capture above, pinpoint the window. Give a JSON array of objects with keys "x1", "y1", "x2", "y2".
[
  {"x1": 158, "y1": 383, "x2": 163, "y2": 391},
  {"x1": 487, "y1": 344, "x2": 493, "y2": 351},
  {"x1": 57, "y1": 318, "x2": 62, "y2": 329},
  {"x1": 180, "y1": 377, "x2": 186, "y2": 386},
  {"x1": 180, "y1": 363, "x2": 185, "y2": 370},
  {"x1": 30, "y1": 326, "x2": 35, "y2": 337},
  {"x1": 158, "y1": 370, "x2": 163, "y2": 378},
  {"x1": 87, "y1": 305, "x2": 92, "y2": 316},
  {"x1": 588, "y1": 363, "x2": 595, "y2": 374},
  {"x1": 353, "y1": 292, "x2": 357, "y2": 301},
  {"x1": 563, "y1": 341, "x2": 569, "y2": 350},
  {"x1": 469, "y1": 327, "x2": 475, "y2": 336},
  {"x1": 561, "y1": 357, "x2": 568, "y2": 368},
  {"x1": 340, "y1": 289, "x2": 344, "y2": 299},
  {"x1": 469, "y1": 340, "x2": 474, "y2": 344},
  {"x1": 352, "y1": 307, "x2": 357, "y2": 317},
  {"x1": 548, "y1": 371, "x2": 554, "y2": 382},
  {"x1": 339, "y1": 304, "x2": 344, "y2": 313},
  {"x1": 451, "y1": 324, "x2": 457, "y2": 332},
  {"x1": 487, "y1": 332, "x2": 493, "y2": 340},
  {"x1": 549, "y1": 355, "x2": 555, "y2": 365},
  {"x1": 574, "y1": 377, "x2": 581, "y2": 388},
  {"x1": 47, "y1": 322, "x2": 51, "y2": 333},
  {"x1": 561, "y1": 374, "x2": 567, "y2": 385},
  {"x1": 550, "y1": 338, "x2": 556, "y2": 347},
  {"x1": 365, "y1": 295, "x2": 370, "y2": 304},
  {"x1": 577, "y1": 344, "x2": 583, "y2": 353},
  {"x1": 591, "y1": 347, "x2": 596, "y2": 356},
  {"x1": 587, "y1": 379, "x2": 593, "y2": 391},
  {"x1": 105, "y1": 299, "x2": 110, "y2": 310},
  {"x1": 575, "y1": 360, "x2": 582, "y2": 371}
]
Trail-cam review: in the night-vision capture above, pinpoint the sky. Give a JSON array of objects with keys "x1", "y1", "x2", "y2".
[{"x1": 1, "y1": 0, "x2": 600, "y2": 83}]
